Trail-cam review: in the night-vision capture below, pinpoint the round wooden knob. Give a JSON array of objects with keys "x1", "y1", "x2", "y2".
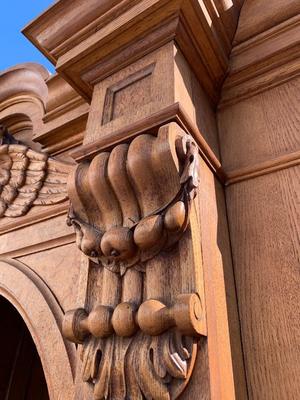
[
  {"x1": 88, "y1": 305, "x2": 114, "y2": 338},
  {"x1": 112, "y1": 302, "x2": 138, "y2": 337},
  {"x1": 172, "y1": 293, "x2": 203, "y2": 336},
  {"x1": 62, "y1": 305, "x2": 114, "y2": 343},
  {"x1": 62, "y1": 308, "x2": 88, "y2": 344},
  {"x1": 136, "y1": 294, "x2": 203, "y2": 337},
  {"x1": 137, "y1": 299, "x2": 172, "y2": 336}
]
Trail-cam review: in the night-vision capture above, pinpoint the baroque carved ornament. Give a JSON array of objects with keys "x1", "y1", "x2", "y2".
[
  {"x1": 0, "y1": 122, "x2": 205, "y2": 399},
  {"x1": 66, "y1": 123, "x2": 199, "y2": 274},
  {"x1": 0, "y1": 125, "x2": 72, "y2": 217}
]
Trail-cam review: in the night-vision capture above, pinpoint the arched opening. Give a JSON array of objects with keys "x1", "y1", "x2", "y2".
[{"x1": 0, "y1": 295, "x2": 49, "y2": 400}]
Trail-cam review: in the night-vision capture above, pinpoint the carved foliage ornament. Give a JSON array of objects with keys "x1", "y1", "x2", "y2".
[{"x1": 63, "y1": 123, "x2": 205, "y2": 400}]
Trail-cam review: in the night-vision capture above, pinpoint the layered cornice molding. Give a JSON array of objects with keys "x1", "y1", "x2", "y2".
[
  {"x1": 23, "y1": 0, "x2": 243, "y2": 105},
  {"x1": 23, "y1": 0, "x2": 300, "y2": 110},
  {"x1": 220, "y1": 0, "x2": 300, "y2": 107}
]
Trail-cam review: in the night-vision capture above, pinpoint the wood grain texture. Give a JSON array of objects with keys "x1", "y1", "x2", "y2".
[
  {"x1": 174, "y1": 48, "x2": 220, "y2": 159},
  {"x1": 197, "y1": 158, "x2": 248, "y2": 400},
  {"x1": 218, "y1": 78, "x2": 300, "y2": 171},
  {"x1": 19, "y1": 243, "x2": 81, "y2": 313},
  {"x1": 85, "y1": 44, "x2": 174, "y2": 145},
  {"x1": 23, "y1": 0, "x2": 243, "y2": 105},
  {"x1": 226, "y1": 165, "x2": 300, "y2": 400},
  {"x1": 234, "y1": 0, "x2": 300, "y2": 44}
]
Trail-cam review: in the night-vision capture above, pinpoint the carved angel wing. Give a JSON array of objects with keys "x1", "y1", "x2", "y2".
[{"x1": 0, "y1": 144, "x2": 73, "y2": 217}]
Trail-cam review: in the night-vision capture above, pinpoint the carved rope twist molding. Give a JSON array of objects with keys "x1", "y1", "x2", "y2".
[{"x1": 63, "y1": 122, "x2": 206, "y2": 400}]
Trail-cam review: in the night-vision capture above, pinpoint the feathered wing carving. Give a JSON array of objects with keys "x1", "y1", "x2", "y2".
[{"x1": 0, "y1": 144, "x2": 73, "y2": 218}]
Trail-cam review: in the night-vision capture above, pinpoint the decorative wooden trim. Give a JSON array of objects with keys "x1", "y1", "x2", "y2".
[
  {"x1": 0, "y1": 202, "x2": 69, "y2": 235},
  {"x1": 70, "y1": 102, "x2": 224, "y2": 181},
  {"x1": 63, "y1": 122, "x2": 206, "y2": 399},
  {"x1": 67, "y1": 123, "x2": 200, "y2": 272},
  {"x1": 23, "y1": 0, "x2": 243, "y2": 105},
  {"x1": 225, "y1": 150, "x2": 300, "y2": 185},
  {"x1": 220, "y1": 14, "x2": 300, "y2": 107},
  {"x1": 0, "y1": 233, "x2": 75, "y2": 259},
  {"x1": 0, "y1": 140, "x2": 73, "y2": 218},
  {"x1": 43, "y1": 96, "x2": 85, "y2": 123},
  {"x1": 0, "y1": 63, "x2": 49, "y2": 108},
  {"x1": 102, "y1": 63, "x2": 156, "y2": 125}
]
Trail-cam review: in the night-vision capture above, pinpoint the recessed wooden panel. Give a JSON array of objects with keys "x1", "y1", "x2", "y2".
[
  {"x1": 102, "y1": 64, "x2": 154, "y2": 125},
  {"x1": 226, "y1": 165, "x2": 300, "y2": 400},
  {"x1": 85, "y1": 43, "x2": 175, "y2": 144}
]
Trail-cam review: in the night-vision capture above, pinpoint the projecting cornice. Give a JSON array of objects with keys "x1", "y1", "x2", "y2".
[{"x1": 23, "y1": 0, "x2": 243, "y2": 105}]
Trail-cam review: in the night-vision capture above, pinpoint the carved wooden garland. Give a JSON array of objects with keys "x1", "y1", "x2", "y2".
[{"x1": 63, "y1": 123, "x2": 206, "y2": 400}]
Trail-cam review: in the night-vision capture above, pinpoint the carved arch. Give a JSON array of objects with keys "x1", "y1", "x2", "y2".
[{"x1": 0, "y1": 258, "x2": 76, "y2": 400}]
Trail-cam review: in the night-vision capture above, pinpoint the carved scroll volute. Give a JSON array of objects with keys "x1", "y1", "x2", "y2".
[{"x1": 63, "y1": 122, "x2": 206, "y2": 400}]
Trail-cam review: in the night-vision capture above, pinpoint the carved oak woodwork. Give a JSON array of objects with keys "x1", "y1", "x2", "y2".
[
  {"x1": 62, "y1": 122, "x2": 206, "y2": 400},
  {"x1": 66, "y1": 123, "x2": 199, "y2": 274},
  {"x1": 0, "y1": 108, "x2": 205, "y2": 399},
  {"x1": 0, "y1": 127, "x2": 73, "y2": 218}
]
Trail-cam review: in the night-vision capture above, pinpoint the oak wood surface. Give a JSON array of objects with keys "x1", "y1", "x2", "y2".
[
  {"x1": 0, "y1": 0, "x2": 298, "y2": 399},
  {"x1": 226, "y1": 166, "x2": 300, "y2": 400},
  {"x1": 197, "y1": 159, "x2": 247, "y2": 400},
  {"x1": 234, "y1": 0, "x2": 300, "y2": 44},
  {"x1": 218, "y1": 78, "x2": 300, "y2": 172}
]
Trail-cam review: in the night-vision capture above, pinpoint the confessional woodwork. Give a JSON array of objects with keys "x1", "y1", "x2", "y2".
[{"x1": 0, "y1": 0, "x2": 298, "y2": 399}]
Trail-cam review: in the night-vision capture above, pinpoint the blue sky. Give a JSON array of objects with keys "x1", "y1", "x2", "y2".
[{"x1": 0, "y1": 1, "x2": 56, "y2": 73}]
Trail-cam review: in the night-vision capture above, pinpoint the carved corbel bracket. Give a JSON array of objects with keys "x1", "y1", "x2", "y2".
[
  {"x1": 66, "y1": 123, "x2": 199, "y2": 274},
  {"x1": 63, "y1": 122, "x2": 206, "y2": 400}
]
